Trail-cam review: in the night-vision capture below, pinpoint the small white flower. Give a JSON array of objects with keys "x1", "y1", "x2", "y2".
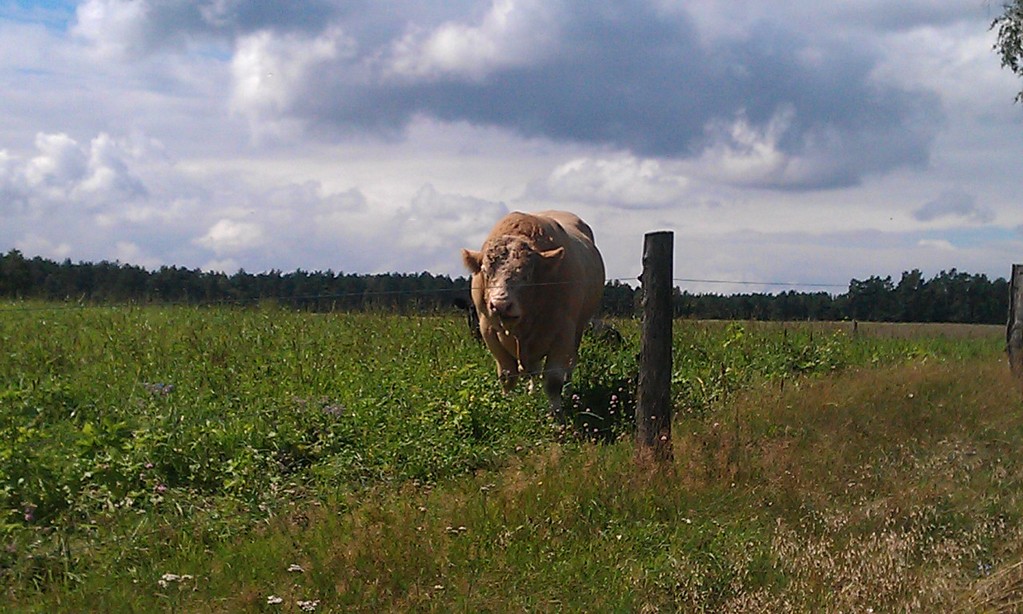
[
  {"x1": 287, "y1": 564, "x2": 305, "y2": 573},
  {"x1": 267, "y1": 595, "x2": 283, "y2": 605},
  {"x1": 297, "y1": 599, "x2": 320, "y2": 612},
  {"x1": 157, "y1": 572, "x2": 191, "y2": 589}
]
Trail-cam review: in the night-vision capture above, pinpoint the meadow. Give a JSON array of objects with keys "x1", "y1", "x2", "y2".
[{"x1": 1, "y1": 303, "x2": 1020, "y2": 612}]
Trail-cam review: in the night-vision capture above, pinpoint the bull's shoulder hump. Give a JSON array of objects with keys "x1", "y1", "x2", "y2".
[
  {"x1": 534, "y1": 210, "x2": 596, "y2": 243},
  {"x1": 490, "y1": 212, "x2": 547, "y2": 239}
]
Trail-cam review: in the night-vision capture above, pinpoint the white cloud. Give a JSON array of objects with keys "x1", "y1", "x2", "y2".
[
  {"x1": 230, "y1": 27, "x2": 352, "y2": 137},
  {"x1": 917, "y1": 238, "x2": 956, "y2": 251},
  {"x1": 72, "y1": 0, "x2": 147, "y2": 58},
  {"x1": 113, "y1": 241, "x2": 161, "y2": 269},
  {"x1": 77, "y1": 133, "x2": 148, "y2": 202},
  {"x1": 203, "y1": 258, "x2": 241, "y2": 274},
  {"x1": 873, "y1": 22, "x2": 1020, "y2": 113},
  {"x1": 388, "y1": 0, "x2": 559, "y2": 81},
  {"x1": 398, "y1": 183, "x2": 508, "y2": 253},
  {"x1": 14, "y1": 234, "x2": 73, "y2": 261},
  {"x1": 690, "y1": 107, "x2": 857, "y2": 190},
  {"x1": 534, "y1": 155, "x2": 691, "y2": 208},
  {"x1": 2, "y1": 132, "x2": 148, "y2": 212},
  {"x1": 195, "y1": 218, "x2": 264, "y2": 254},
  {"x1": 24, "y1": 132, "x2": 88, "y2": 189}
]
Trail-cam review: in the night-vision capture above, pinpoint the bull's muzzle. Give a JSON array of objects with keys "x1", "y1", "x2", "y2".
[{"x1": 487, "y1": 289, "x2": 521, "y2": 321}]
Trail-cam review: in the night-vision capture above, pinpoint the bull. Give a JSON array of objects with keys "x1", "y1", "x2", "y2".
[{"x1": 461, "y1": 210, "x2": 605, "y2": 419}]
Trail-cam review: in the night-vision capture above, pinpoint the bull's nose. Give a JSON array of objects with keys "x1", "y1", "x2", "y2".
[
  {"x1": 488, "y1": 298, "x2": 519, "y2": 319},
  {"x1": 488, "y1": 299, "x2": 508, "y2": 316}
]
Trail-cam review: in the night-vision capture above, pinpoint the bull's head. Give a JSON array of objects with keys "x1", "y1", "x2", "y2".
[{"x1": 462, "y1": 236, "x2": 564, "y2": 325}]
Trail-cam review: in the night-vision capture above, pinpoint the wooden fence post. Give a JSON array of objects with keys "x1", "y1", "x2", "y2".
[
  {"x1": 636, "y1": 231, "x2": 674, "y2": 464},
  {"x1": 1009, "y1": 264, "x2": 1023, "y2": 379}
]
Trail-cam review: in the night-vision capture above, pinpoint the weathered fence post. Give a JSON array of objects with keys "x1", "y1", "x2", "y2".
[
  {"x1": 636, "y1": 231, "x2": 674, "y2": 464},
  {"x1": 1009, "y1": 264, "x2": 1023, "y2": 379}
]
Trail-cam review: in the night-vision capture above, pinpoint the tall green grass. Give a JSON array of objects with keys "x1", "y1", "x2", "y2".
[
  {"x1": 0, "y1": 303, "x2": 1014, "y2": 611},
  {"x1": 1, "y1": 306, "x2": 553, "y2": 524}
]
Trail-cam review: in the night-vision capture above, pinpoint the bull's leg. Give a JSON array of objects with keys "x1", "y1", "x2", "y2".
[
  {"x1": 481, "y1": 328, "x2": 520, "y2": 392},
  {"x1": 542, "y1": 335, "x2": 578, "y2": 422},
  {"x1": 519, "y1": 356, "x2": 544, "y2": 394},
  {"x1": 543, "y1": 365, "x2": 569, "y2": 421}
]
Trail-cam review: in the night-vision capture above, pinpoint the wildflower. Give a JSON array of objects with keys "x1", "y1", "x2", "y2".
[
  {"x1": 23, "y1": 504, "x2": 36, "y2": 523},
  {"x1": 288, "y1": 564, "x2": 304, "y2": 573},
  {"x1": 267, "y1": 595, "x2": 283, "y2": 605},
  {"x1": 157, "y1": 572, "x2": 192, "y2": 588},
  {"x1": 297, "y1": 599, "x2": 320, "y2": 612}
]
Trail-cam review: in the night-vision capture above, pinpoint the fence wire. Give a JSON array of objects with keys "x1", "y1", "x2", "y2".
[{"x1": 0, "y1": 275, "x2": 848, "y2": 314}]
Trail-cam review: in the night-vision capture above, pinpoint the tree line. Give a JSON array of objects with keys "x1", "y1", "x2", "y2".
[
  {"x1": 0, "y1": 249, "x2": 1012, "y2": 324},
  {"x1": 601, "y1": 270, "x2": 1009, "y2": 324}
]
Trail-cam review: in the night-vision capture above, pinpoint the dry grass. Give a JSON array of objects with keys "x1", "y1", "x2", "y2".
[
  {"x1": 670, "y1": 357, "x2": 1023, "y2": 611},
  {"x1": 844, "y1": 320, "x2": 1005, "y2": 340},
  {"x1": 968, "y1": 559, "x2": 1023, "y2": 613}
]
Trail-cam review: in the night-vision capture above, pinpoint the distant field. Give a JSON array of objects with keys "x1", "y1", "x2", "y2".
[{"x1": 1, "y1": 304, "x2": 1019, "y2": 612}]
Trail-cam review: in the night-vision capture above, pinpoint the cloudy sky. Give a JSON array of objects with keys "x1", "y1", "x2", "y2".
[{"x1": 1, "y1": 0, "x2": 1021, "y2": 293}]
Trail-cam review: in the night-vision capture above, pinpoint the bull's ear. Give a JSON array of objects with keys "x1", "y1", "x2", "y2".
[
  {"x1": 538, "y1": 246, "x2": 565, "y2": 271},
  {"x1": 461, "y1": 249, "x2": 483, "y2": 274}
]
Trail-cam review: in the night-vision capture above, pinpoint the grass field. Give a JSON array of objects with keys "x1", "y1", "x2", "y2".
[{"x1": 1, "y1": 303, "x2": 1020, "y2": 612}]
